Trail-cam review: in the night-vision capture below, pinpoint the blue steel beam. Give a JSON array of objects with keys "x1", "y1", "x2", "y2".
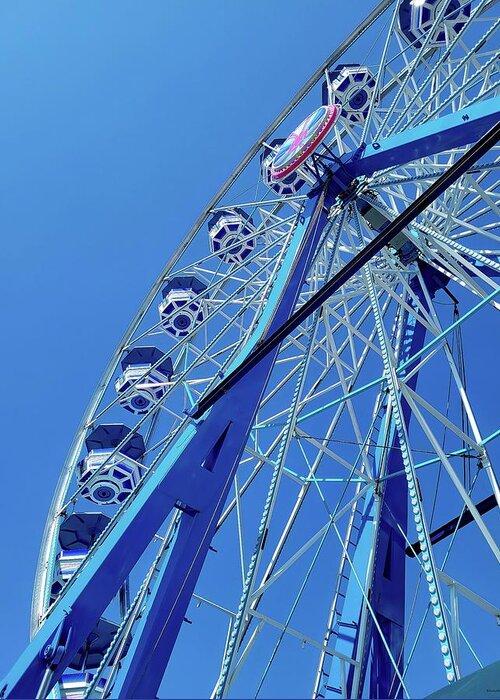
[
  {"x1": 110, "y1": 183, "x2": 338, "y2": 698},
  {"x1": 0, "y1": 182, "x2": 336, "y2": 700},
  {"x1": 366, "y1": 266, "x2": 450, "y2": 699},
  {"x1": 406, "y1": 494, "x2": 498, "y2": 558},
  {"x1": 318, "y1": 269, "x2": 450, "y2": 699},
  {"x1": 346, "y1": 97, "x2": 500, "y2": 179}
]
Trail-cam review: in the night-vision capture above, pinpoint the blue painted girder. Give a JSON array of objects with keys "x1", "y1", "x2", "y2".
[
  {"x1": 0, "y1": 183, "x2": 336, "y2": 699},
  {"x1": 111, "y1": 181, "x2": 335, "y2": 696},
  {"x1": 345, "y1": 97, "x2": 500, "y2": 180},
  {"x1": 321, "y1": 267, "x2": 450, "y2": 699}
]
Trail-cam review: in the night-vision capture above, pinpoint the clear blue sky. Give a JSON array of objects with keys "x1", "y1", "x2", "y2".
[{"x1": 0, "y1": 0, "x2": 381, "y2": 682}]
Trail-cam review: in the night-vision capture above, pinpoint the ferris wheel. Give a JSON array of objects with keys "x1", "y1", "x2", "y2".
[{"x1": 1, "y1": 0, "x2": 500, "y2": 697}]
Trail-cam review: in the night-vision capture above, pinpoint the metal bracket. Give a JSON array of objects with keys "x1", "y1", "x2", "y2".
[{"x1": 36, "y1": 614, "x2": 72, "y2": 700}]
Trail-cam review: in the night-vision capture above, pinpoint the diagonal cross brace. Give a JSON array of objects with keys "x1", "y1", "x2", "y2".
[{"x1": 0, "y1": 180, "x2": 336, "y2": 700}]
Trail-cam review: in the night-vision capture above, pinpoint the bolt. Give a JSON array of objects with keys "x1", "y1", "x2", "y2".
[{"x1": 42, "y1": 644, "x2": 53, "y2": 661}]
